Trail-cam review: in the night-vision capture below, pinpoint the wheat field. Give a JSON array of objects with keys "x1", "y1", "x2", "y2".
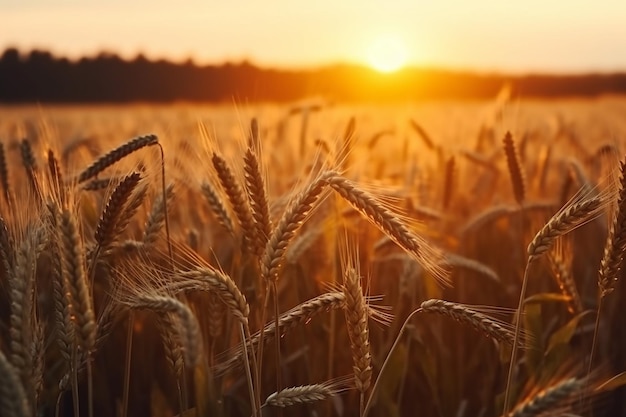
[{"x1": 1, "y1": 94, "x2": 626, "y2": 417}]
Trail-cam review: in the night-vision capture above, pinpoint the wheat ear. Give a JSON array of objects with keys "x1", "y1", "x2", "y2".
[
  {"x1": 264, "y1": 380, "x2": 348, "y2": 408},
  {"x1": 94, "y1": 173, "x2": 142, "y2": 252},
  {"x1": 504, "y1": 186, "x2": 607, "y2": 414},
  {"x1": 503, "y1": 131, "x2": 526, "y2": 205},
  {"x1": 588, "y1": 159, "x2": 626, "y2": 387},
  {"x1": 409, "y1": 119, "x2": 436, "y2": 150},
  {"x1": 31, "y1": 319, "x2": 45, "y2": 405},
  {"x1": 547, "y1": 237, "x2": 582, "y2": 314},
  {"x1": 528, "y1": 197, "x2": 603, "y2": 260},
  {"x1": 46, "y1": 201, "x2": 75, "y2": 369},
  {"x1": 216, "y1": 291, "x2": 346, "y2": 374},
  {"x1": 212, "y1": 152, "x2": 256, "y2": 253},
  {"x1": 0, "y1": 215, "x2": 13, "y2": 284},
  {"x1": 59, "y1": 208, "x2": 96, "y2": 351},
  {"x1": 420, "y1": 299, "x2": 517, "y2": 345},
  {"x1": 218, "y1": 291, "x2": 389, "y2": 375},
  {"x1": 243, "y1": 144, "x2": 272, "y2": 255},
  {"x1": 131, "y1": 295, "x2": 202, "y2": 368},
  {"x1": 47, "y1": 149, "x2": 65, "y2": 203},
  {"x1": 461, "y1": 205, "x2": 513, "y2": 236},
  {"x1": 143, "y1": 183, "x2": 175, "y2": 247},
  {"x1": 170, "y1": 267, "x2": 249, "y2": 325},
  {"x1": 0, "y1": 141, "x2": 10, "y2": 204},
  {"x1": 201, "y1": 182, "x2": 236, "y2": 236},
  {"x1": 83, "y1": 177, "x2": 120, "y2": 191},
  {"x1": 439, "y1": 253, "x2": 500, "y2": 283},
  {"x1": 507, "y1": 377, "x2": 581, "y2": 417},
  {"x1": 261, "y1": 170, "x2": 334, "y2": 283},
  {"x1": 9, "y1": 231, "x2": 39, "y2": 388},
  {"x1": 598, "y1": 159, "x2": 626, "y2": 296},
  {"x1": 20, "y1": 138, "x2": 40, "y2": 198},
  {"x1": 442, "y1": 155, "x2": 455, "y2": 209},
  {"x1": 0, "y1": 350, "x2": 31, "y2": 417},
  {"x1": 257, "y1": 169, "x2": 334, "y2": 402},
  {"x1": 327, "y1": 175, "x2": 448, "y2": 284},
  {"x1": 58, "y1": 207, "x2": 96, "y2": 417},
  {"x1": 77, "y1": 134, "x2": 158, "y2": 183},
  {"x1": 343, "y1": 267, "x2": 372, "y2": 416},
  {"x1": 157, "y1": 315, "x2": 185, "y2": 410}
]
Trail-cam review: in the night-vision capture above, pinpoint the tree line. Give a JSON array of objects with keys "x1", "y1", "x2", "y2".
[{"x1": 1, "y1": 48, "x2": 626, "y2": 103}]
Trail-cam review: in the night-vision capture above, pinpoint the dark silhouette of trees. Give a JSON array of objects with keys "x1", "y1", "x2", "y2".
[{"x1": 1, "y1": 48, "x2": 626, "y2": 103}]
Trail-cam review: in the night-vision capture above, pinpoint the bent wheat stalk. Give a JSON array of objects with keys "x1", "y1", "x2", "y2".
[
  {"x1": 503, "y1": 185, "x2": 610, "y2": 414},
  {"x1": 77, "y1": 134, "x2": 158, "y2": 183},
  {"x1": 588, "y1": 160, "x2": 626, "y2": 394},
  {"x1": 419, "y1": 299, "x2": 518, "y2": 345}
]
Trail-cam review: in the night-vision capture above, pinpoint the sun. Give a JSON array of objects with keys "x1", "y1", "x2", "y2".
[{"x1": 367, "y1": 35, "x2": 409, "y2": 73}]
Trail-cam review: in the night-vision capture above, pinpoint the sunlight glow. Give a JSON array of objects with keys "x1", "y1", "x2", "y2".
[{"x1": 367, "y1": 35, "x2": 408, "y2": 73}]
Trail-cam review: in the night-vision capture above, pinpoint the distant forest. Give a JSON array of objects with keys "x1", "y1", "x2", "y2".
[{"x1": 2, "y1": 48, "x2": 626, "y2": 103}]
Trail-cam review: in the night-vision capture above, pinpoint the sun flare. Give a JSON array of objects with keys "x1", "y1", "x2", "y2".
[{"x1": 367, "y1": 35, "x2": 409, "y2": 73}]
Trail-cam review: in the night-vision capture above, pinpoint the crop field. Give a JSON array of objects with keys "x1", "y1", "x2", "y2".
[{"x1": 1, "y1": 95, "x2": 626, "y2": 417}]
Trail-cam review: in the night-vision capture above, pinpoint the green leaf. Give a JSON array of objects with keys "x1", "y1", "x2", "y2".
[
  {"x1": 524, "y1": 293, "x2": 572, "y2": 305},
  {"x1": 546, "y1": 310, "x2": 593, "y2": 356},
  {"x1": 524, "y1": 302, "x2": 543, "y2": 377},
  {"x1": 377, "y1": 341, "x2": 407, "y2": 417}
]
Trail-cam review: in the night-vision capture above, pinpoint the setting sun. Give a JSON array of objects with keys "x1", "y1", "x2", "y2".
[{"x1": 367, "y1": 35, "x2": 409, "y2": 73}]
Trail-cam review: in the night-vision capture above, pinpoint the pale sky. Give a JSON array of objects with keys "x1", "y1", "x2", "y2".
[{"x1": 2, "y1": 0, "x2": 626, "y2": 73}]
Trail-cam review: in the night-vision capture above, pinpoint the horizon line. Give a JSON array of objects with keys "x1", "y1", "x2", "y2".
[{"x1": 4, "y1": 46, "x2": 626, "y2": 78}]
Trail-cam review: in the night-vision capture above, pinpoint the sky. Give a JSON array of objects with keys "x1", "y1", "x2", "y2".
[{"x1": 2, "y1": 0, "x2": 626, "y2": 74}]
